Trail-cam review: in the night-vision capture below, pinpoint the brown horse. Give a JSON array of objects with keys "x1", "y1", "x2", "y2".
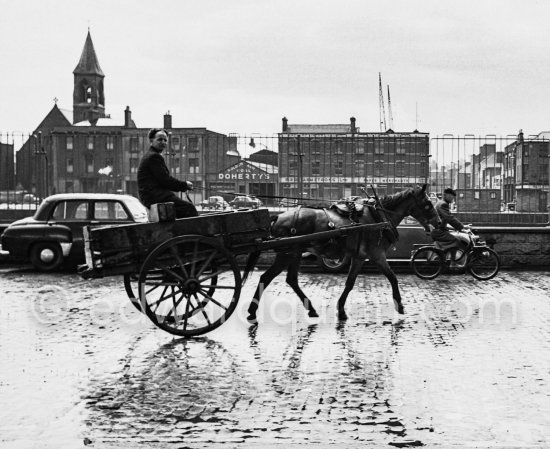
[{"x1": 243, "y1": 184, "x2": 440, "y2": 322}]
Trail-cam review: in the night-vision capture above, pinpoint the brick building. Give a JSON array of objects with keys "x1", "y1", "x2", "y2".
[
  {"x1": 278, "y1": 117, "x2": 430, "y2": 201},
  {"x1": 503, "y1": 131, "x2": 549, "y2": 212}
]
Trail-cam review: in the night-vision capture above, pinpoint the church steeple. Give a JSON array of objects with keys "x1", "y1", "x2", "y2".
[{"x1": 72, "y1": 30, "x2": 105, "y2": 124}]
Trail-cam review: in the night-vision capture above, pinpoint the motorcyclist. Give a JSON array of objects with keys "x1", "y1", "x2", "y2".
[{"x1": 430, "y1": 188, "x2": 471, "y2": 267}]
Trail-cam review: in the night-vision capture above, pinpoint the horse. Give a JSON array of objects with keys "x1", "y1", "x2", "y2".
[{"x1": 243, "y1": 184, "x2": 441, "y2": 322}]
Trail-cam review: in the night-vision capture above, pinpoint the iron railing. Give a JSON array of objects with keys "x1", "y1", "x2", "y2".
[{"x1": 1, "y1": 132, "x2": 548, "y2": 225}]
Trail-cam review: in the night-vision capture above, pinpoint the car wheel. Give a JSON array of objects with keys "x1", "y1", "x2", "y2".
[
  {"x1": 29, "y1": 242, "x2": 64, "y2": 271},
  {"x1": 317, "y1": 254, "x2": 351, "y2": 273}
]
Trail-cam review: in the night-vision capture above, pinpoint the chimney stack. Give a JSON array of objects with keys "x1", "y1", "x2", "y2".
[
  {"x1": 282, "y1": 117, "x2": 288, "y2": 132},
  {"x1": 350, "y1": 117, "x2": 356, "y2": 133},
  {"x1": 164, "y1": 111, "x2": 172, "y2": 129},
  {"x1": 124, "y1": 106, "x2": 132, "y2": 127}
]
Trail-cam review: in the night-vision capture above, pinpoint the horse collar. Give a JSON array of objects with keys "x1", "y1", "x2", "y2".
[{"x1": 290, "y1": 205, "x2": 302, "y2": 235}]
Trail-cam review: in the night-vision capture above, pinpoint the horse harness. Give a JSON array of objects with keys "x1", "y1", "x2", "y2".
[{"x1": 330, "y1": 198, "x2": 399, "y2": 246}]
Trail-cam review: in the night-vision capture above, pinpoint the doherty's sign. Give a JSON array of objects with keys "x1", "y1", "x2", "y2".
[{"x1": 217, "y1": 161, "x2": 272, "y2": 181}]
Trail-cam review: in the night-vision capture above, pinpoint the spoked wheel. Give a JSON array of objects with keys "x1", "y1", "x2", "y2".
[
  {"x1": 467, "y1": 247, "x2": 500, "y2": 280},
  {"x1": 411, "y1": 247, "x2": 444, "y2": 280},
  {"x1": 125, "y1": 265, "x2": 219, "y2": 313},
  {"x1": 138, "y1": 235, "x2": 241, "y2": 337}
]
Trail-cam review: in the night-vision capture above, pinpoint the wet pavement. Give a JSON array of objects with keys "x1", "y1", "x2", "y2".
[{"x1": 0, "y1": 266, "x2": 549, "y2": 448}]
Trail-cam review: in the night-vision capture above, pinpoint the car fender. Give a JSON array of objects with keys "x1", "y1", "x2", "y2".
[{"x1": 1, "y1": 223, "x2": 73, "y2": 258}]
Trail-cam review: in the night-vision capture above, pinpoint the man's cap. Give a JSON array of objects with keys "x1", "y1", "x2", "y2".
[{"x1": 444, "y1": 188, "x2": 457, "y2": 196}]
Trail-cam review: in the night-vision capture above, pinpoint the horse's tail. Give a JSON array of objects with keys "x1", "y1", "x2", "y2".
[{"x1": 242, "y1": 250, "x2": 261, "y2": 286}]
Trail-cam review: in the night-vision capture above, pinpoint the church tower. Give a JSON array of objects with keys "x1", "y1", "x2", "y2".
[{"x1": 73, "y1": 30, "x2": 105, "y2": 124}]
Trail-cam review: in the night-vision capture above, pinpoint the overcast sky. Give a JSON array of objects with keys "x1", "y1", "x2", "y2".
[{"x1": 1, "y1": 0, "x2": 549, "y2": 138}]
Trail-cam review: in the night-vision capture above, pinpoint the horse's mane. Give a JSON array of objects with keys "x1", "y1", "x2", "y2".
[{"x1": 379, "y1": 187, "x2": 416, "y2": 209}]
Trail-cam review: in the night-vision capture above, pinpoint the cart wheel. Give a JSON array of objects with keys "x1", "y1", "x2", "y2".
[
  {"x1": 123, "y1": 273, "x2": 144, "y2": 312},
  {"x1": 125, "y1": 262, "x2": 219, "y2": 313},
  {"x1": 138, "y1": 235, "x2": 240, "y2": 337}
]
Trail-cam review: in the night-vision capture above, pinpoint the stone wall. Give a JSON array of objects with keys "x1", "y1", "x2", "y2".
[{"x1": 477, "y1": 227, "x2": 550, "y2": 267}]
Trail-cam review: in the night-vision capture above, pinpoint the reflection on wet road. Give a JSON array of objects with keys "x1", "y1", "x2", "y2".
[{"x1": 1, "y1": 268, "x2": 549, "y2": 448}]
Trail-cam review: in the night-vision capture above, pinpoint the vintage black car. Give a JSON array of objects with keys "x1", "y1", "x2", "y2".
[
  {"x1": 0, "y1": 193, "x2": 148, "y2": 271},
  {"x1": 229, "y1": 195, "x2": 263, "y2": 209}
]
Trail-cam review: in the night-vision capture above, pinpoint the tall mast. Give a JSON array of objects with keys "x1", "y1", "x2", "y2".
[
  {"x1": 378, "y1": 73, "x2": 387, "y2": 132},
  {"x1": 387, "y1": 84, "x2": 394, "y2": 130}
]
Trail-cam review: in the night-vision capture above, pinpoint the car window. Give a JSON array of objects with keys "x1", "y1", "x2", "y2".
[
  {"x1": 52, "y1": 200, "x2": 89, "y2": 220},
  {"x1": 94, "y1": 201, "x2": 129, "y2": 220}
]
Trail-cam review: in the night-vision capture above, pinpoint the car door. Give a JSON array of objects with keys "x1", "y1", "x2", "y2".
[{"x1": 49, "y1": 199, "x2": 91, "y2": 260}]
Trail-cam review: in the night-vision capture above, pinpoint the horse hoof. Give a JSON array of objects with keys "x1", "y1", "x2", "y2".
[
  {"x1": 337, "y1": 311, "x2": 348, "y2": 320},
  {"x1": 247, "y1": 313, "x2": 257, "y2": 324},
  {"x1": 308, "y1": 310, "x2": 319, "y2": 318},
  {"x1": 397, "y1": 305, "x2": 405, "y2": 315}
]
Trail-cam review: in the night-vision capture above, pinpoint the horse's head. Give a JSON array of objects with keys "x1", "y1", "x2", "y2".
[{"x1": 406, "y1": 184, "x2": 441, "y2": 232}]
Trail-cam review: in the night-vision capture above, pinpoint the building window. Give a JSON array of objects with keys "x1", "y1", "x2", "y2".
[
  {"x1": 66, "y1": 158, "x2": 73, "y2": 174},
  {"x1": 474, "y1": 191, "x2": 480, "y2": 200},
  {"x1": 188, "y1": 137, "x2": 199, "y2": 152},
  {"x1": 334, "y1": 140, "x2": 343, "y2": 154},
  {"x1": 312, "y1": 161, "x2": 320, "y2": 175},
  {"x1": 311, "y1": 140, "x2": 321, "y2": 154},
  {"x1": 354, "y1": 160, "x2": 365, "y2": 176},
  {"x1": 335, "y1": 161, "x2": 343, "y2": 175},
  {"x1": 374, "y1": 142, "x2": 385, "y2": 155},
  {"x1": 66, "y1": 136, "x2": 73, "y2": 150},
  {"x1": 174, "y1": 157, "x2": 181, "y2": 174},
  {"x1": 171, "y1": 137, "x2": 180, "y2": 150},
  {"x1": 355, "y1": 140, "x2": 365, "y2": 155},
  {"x1": 490, "y1": 192, "x2": 497, "y2": 199},
  {"x1": 106, "y1": 136, "x2": 114, "y2": 151},
  {"x1": 87, "y1": 136, "x2": 94, "y2": 150},
  {"x1": 130, "y1": 157, "x2": 139, "y2": 174},
  {"x1": 85, "y1": 154, "x2": 94, "y2": 173},
  {"x1": 289, "y1": 159, "x2": 297, "y2": 171},
  {"x1": 395, "y1": 160, "x2": 406, "y2": 177},
  {"x1": 189, "y1": 157, "x2": 199, "y2": 174},
  {"x1": 130, "y1": 137, "x2": 139, "y2": 153},
  {"x1": 374, "y1": 160, "x2": 384, "y2": 176},
  {"x1": 396, "y1": 140, "x2": 407, "y2": 154}
]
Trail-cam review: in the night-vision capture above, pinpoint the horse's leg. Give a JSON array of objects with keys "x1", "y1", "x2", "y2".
[
  {"x1": 371, "y1": 255, "x2": 404, "y2": 314},
  {"x1": 336, "y1": 257, "x2": 363, "y2": 320},
  {"x1": 285, "y1": 255, "x2": 319, "y2": 318},
  {"x1": 247, "y1": 252, "x2": 290, "y2": 323}
]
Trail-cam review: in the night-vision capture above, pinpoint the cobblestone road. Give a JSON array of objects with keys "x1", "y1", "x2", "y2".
[{"x1": 0, "y1": 267, "x2": 549, "y2": 448}]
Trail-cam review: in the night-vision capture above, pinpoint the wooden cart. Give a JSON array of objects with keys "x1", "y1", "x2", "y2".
[{"x1": 79, "y1": 209, "x2": 389, "y2": 337}]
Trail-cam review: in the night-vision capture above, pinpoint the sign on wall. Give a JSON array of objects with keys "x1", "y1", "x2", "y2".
[{"x1": 280, "y1": 176, "x2": 427, "y2": 183}]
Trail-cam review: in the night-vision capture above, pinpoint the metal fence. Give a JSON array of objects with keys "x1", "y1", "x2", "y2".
[{"x1": 1, "y1": 131, "x2": 549, "y2": 225}]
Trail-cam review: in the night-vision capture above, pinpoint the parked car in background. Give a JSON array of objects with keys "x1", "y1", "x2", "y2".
[
  {"x1": 200, "y1": 196, "x2": 230, "y2": 210},
  {"x1": 229, "y1": 195, "x2": 263, "y2": 209},
  {"x1": 0, "y1": 193, "x2": 148, "y2": 271},
  {"x1": 279, "y1": 198, "x2": 300, "y2": 207},
  {"x1": 0, "y1": 190, "x2": 40, "y2": 209},
  {"x1": 316, "y1": 216, "x2": 432, "y2": 272}
]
